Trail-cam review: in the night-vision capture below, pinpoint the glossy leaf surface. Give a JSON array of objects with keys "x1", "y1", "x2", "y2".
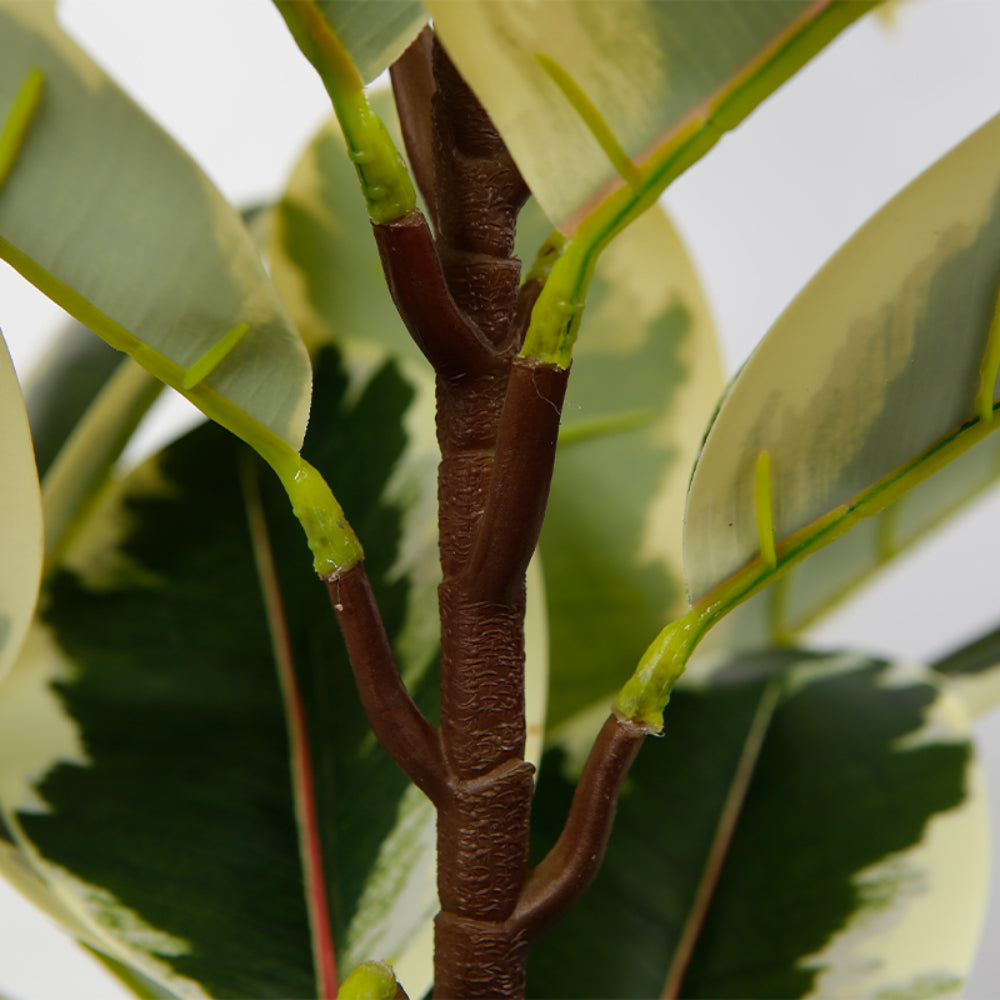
[
  {"x1": 427, "y1": 0, "x2": 876, "y2": 231},
  {"x1": 699, "y1": 428, "x2": 1000, "y2": 666},
  {"x1": 0, "y1": 347, "x2": 439, "y2": 999},
  {"x1": 685, "y1": 110, "x2": 1000, "y2": 605},
  {"x1": 0, "y1": 3, "x2": 311, "y2": 448},
  {"x1": 528, "y1": 652, "x2": 988, "y2": 999},
  {"x1": 309, "y1": 0, "x2": 428, "y2": 85},
  {"x1": 0, "y1": 332, "x2": 42, "y2": 685}
]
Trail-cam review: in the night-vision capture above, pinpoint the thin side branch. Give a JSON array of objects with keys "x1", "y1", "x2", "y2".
[
  {"x1": 513, "y1": 713, "x2": 648, "y2": 940},
  {"x1": 372, "y1": 210, "x2": 498, "y2": 379},
  {"x1": 464, "y1": 358, "x2": 569, "y2": 603},
  {"x1": 328, "y1": 563, "x2": 448, "y2": 805}
]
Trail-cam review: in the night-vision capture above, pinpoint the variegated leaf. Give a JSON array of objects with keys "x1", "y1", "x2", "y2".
[
  {"x1": 528, "y1": 652, "x2": 988, "y2": 999},
  {"x1": 685, "y1": 110, "x2": 1000, "y2": 610},
  {"x1": 309, "y1": 0, "x2": 428, "y2": 85},
  {"x1": 0, "y1": 2, "x2": 311, "y2": 450},
  {"x1": 0, "y1": 346, "x2": 439, "y2": 1000},
  {"x1": 0, "y1": 331, "x2": 42, "y2": 686},
  {"x1": 427, "y1": 0, "x2": 878, "y2": 232}
]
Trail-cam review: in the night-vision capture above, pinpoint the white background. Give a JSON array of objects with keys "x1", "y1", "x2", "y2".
[{"x1": 2, "y1": 1, "x2": 1000, "y2": 997}]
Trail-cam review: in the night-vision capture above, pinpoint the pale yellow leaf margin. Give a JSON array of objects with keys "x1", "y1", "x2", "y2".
[{"x1": 0, "y1": 332, "x2": 41, "y2": 685}]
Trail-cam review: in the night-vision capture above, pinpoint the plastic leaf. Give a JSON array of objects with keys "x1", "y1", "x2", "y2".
[
  {"x1": 270, "y1": 112, "x2": 425, "y2": 365},
  {"x1": 528, "y1": 652, "x2": 988, "y2": 999},
  {"x1": 0, "y1": 3, "x2": 311, "y2": 450},
  {"x1": 698, "y1": 428, "x2": 1000, "y2": 665},
  {"x1": 931, "y1": 623, "x2": 1000, "y2": 720},
  {"x1": 0, "y1": 347, "x2": 439, "y2": 1000},
  {"x1": 309, "y1": 1, "x2": 428, "y2": 85},
  {"x1": 427, "y1": 0, "x2": 877, "y2": 232},
  {"x1": 684, "y1": 110, "x2": 1000, "y2": 606},
  {"x1": 0, "y1": 332, "x2": 41, "y2": 686}
]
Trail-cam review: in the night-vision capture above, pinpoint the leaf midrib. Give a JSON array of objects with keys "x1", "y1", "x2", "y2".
[
  {"x1": 240, "y1": 457, "x2": 337, "y2": 999},
  {"x1": 660, "y1": 676, "x2": 784, "y2": 1000}
]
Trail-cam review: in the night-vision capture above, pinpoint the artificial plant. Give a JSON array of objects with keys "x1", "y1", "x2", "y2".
[{"x1": 0, "y1": 2, "x2": 999, "y2": 998}]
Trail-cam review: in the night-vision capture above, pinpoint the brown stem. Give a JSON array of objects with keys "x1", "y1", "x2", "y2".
[
  {"x1": 465, "y1": 359, "x2": 569, "y2": 603},
  {"x1": 327, "y1": 564, "x2": 447, "y2": 806},
  {"x1": 514, "y1": 713, "x2": 649, "y2": 941},
  {"x1": 372, "y1": 210, "x2": 497, "y2": 380},
  {"x1": 431, "y1": 37, "x2": 528, "y2": 344},
  {"x1": 390, "y1": 26, "x2": 438, "y2": 231},
  {"x1": 433, "y1": 912, "x2": 531, "y2": 999}
]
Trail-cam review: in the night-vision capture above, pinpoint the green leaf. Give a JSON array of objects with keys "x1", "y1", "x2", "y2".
[
  {"x1": 526, "y1": 197, "x2": 724, "y2": 731},
  {"x1": 0, "y1": 3, "x2": 311, "y2": 450},
  {"x1": 39, "y1": 356, "x2": 162, "y2": 572},
  {"x1": 0, "y1": 331, "x2": 42, "y2": 686},
  {"x1": 684, "y1": 109, "x2": 1000, "y2": 607},
  {"x1": 699, "y1": 428, "x2": 1000, "y2": 667},
  {"x1": 0, "y1": 346, "x2": 440, "y2": 1000},
  {"x1": 427, "y1": 0, "x2": 878, "y2": 232},
  {"x1": 23, "y1": 322, "x2": 121, "y2": 480},
  {"x1": 528, "y1": 652, "x2": 988, "y2": 999},
  {"x1": 929, "y1": 622, "x2": 1000, "y2": 720},
  {"x1": 309, "y1": 1, "x2": 427, "y2": 85}
]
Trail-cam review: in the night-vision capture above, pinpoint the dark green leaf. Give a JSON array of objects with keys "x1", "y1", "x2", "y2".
[
  {"x1": 0, "y1": 346, "x2": 439, "y2": 998},
  {"x1": 529, "y1": 652, "x2": 986, "y2": 999}
]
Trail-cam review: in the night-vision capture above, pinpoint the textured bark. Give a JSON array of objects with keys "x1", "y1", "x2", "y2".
[
  {"x1": 337, "y1": 32, "x2": 647, "y2": 999},
  {"x1": 425, "y1": 37, "x2": 542, "y2": 997}
]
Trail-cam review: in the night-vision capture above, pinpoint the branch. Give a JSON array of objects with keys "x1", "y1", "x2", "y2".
[
  {"x1": 430, "y1": 36, "x2": 529, "y2": 345},
  {"x1": 390, "y1": 26, "x2": 438, "y2": 232},
  {"x1": 513, "y1": 713, "x2": 648, "y2": 940},
  {"x1": 372, "y1": 210, "x2": 498, "y2": 380},
  {"x1": 328, "y1": 563, "x2": 448, "y2": 805},
  {"x1": 463, "y1": 357, "x2": 569, "y2": 602}
]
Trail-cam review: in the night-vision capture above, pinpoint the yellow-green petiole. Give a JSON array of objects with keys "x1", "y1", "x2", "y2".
[
  {"x1": 275, "y1": 1, "x2": 415, "y2": 225},
  {"x1": 616, "y1": 396, "x2": 1000, "y2": 730}
]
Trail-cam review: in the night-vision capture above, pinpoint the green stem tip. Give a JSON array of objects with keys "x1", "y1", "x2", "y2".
[{"x1": 273, "y1": 454, "x2": 364, "y2": 579}]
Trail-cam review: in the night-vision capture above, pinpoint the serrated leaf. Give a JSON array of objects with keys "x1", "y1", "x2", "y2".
[
  {"x1": 525, "y1": 198, "x2": 724, "y2": 730},
  {"x1": 528, "y1": 652, "x2": 988, "y2": 999},
  {"x1": 0, "y1": 346, "x2": 440, "y2": 1000},
  {"x1": 0, "y1": 331, "x2": 42, "y2": 686},
  {"x1": 684, "y1": 110, "x2": 1000, "y2": 607},
  {"x1": 427, "y1": 0, "x2": 877, "y2": 232},
  {"x1": 309, "y1": 1, "x2": 428, "y2": 85},
  {"x1": 0, "y1": 3, "x2": 311, "y2": 449}
]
